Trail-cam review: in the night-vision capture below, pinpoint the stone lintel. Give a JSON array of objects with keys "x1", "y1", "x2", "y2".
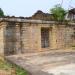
[{"x1": 0, "y1": 18, "x2": 55, "y2": 24}]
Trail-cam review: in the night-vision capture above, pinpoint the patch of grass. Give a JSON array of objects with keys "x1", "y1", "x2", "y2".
[
  {"x1": 0, "y1": 59, "x2": 29, "y2": 75},
  {"x1": 16, "y1": 66, "x2": 28, "y2": 75}
]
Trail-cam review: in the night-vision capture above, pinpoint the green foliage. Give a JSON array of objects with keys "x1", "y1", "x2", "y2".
[
  {"x1": 0, "y1": 8, "x2": 4, "y2": 17},
  {"x1": 16, "y1": 66, "x2": 28, "y2": 75},
  {"x1": 50, "y1": 4, "x2": 67, "y2": 21},
  {"x1": 0, "y1": 60, "x2": 28, "y2": 75}
]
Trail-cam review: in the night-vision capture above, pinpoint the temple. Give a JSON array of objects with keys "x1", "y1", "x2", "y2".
[{"x1": 0, "y1": 10, "x2": 75, "y2": 56}]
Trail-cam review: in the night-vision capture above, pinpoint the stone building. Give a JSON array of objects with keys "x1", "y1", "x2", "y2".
[
  {"x1": 0, "y1": 10, "x2": 75, "y2": 56},
  {"x1": 66, "y1": 8, "x2": 75, "y2": 20}
]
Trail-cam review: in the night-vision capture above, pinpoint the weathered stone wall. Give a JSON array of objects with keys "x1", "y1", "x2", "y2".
[
  {"x1": 0, "y1": 22, "x2": 5, "y2": 56},
  {"x1": 56, "y1": 25, "x2": 74, "y2": 49},
  {"x1": 19, "y1": 23, "x2": 53, "y2": 52},
  {"x1": 29, "y1": 23, "x2": 53, "y2": 52},
  {"x1": 20, "y1": 24, "x2": 75, "y2": 52},
  {"x1": 21, "y1": 23, "x2": 32, "y2": 53},
  {"x1": 29, "y1": 24, "x2": 41, "y2": 52},
  {"x1": 56, "y1": 25, "x2": 66, "y2": 49},
  {"x1": 4, "y1": 22, "x2": 21, "y2": 55},
  {"x1": 1, "y1": 19, "x2": 75, "y2": 55},
  {"x1": 64, "y1": 26, "x2": 74, "y2": 48}
]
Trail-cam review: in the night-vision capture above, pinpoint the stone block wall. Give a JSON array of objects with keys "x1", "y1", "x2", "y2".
[
  {"x1": 29, "y1": 24, "x2": 41, "y2": 52},
  {"x1": 4, "y1": 22, "x2": 22, "y2": 55},
  {"x1": 56, "y1": 25, "x2": 74, "y2": 49},
  {"x1": 0, "y1": 23, "x2": 5, "y2": 56},
  {"x1": 23, "y1": 24, "x2": 75, "y2": 51},
  {"x1": 30, "y1": 23, "x2": 52, "y2": 51},
  {"x1": 1, "y1": 20, "x2": 75, "y2": 56},
  {"x1": 21, "y1": 23, "x2": 32, "y2": 53}
]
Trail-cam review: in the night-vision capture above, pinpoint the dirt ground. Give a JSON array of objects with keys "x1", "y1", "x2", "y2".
[{"x1": 6, "y1": 51, "x2": 75, "y2": 75}]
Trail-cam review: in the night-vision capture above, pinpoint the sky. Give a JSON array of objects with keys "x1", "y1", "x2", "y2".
[{"x1": 0, "y1": 0, "x2": 75, "y2": 17}]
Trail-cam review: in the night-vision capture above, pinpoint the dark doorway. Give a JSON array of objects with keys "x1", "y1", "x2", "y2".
[{"x1": 41, "y1": 28, "x2": 49, "y2": 48}]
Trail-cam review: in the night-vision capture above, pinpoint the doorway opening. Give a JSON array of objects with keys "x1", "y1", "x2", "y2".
[{"x1": 41, "y1": 28, "x2": 49, "y2": 48}]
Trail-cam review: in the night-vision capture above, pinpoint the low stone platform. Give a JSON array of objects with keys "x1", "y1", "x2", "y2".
[{"x1": 6, "y1": 50, "x2": 75, "y2": 75}]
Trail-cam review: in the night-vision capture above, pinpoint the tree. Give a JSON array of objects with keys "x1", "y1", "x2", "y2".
[
  {"x1": 50, "y1": 4, "x2": 67, "y2": 21},
  {"x1": 0, "y1": 8, "x2": 4, "y2": 17}
]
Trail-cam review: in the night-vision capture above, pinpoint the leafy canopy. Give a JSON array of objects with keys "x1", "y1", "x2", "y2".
[
  {"x1": 0, "y1": 8, "x2": 4, "y2": 17},
  {"x1": 50, "y1": 4, "x2": 67, "y2": 21}
]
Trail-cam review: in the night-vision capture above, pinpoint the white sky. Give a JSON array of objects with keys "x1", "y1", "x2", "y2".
[{"x1": 0, "y1": 0, "x2": 75, "y2": 17}]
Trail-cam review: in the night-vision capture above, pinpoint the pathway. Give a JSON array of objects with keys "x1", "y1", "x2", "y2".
[{"x1": 6, "y1": 50, "x2": 75, "y2": 75}]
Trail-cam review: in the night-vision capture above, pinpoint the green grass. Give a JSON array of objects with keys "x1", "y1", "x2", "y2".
[{"x1": 0, "y1": 59, "x2": 29, "y2": 75}]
